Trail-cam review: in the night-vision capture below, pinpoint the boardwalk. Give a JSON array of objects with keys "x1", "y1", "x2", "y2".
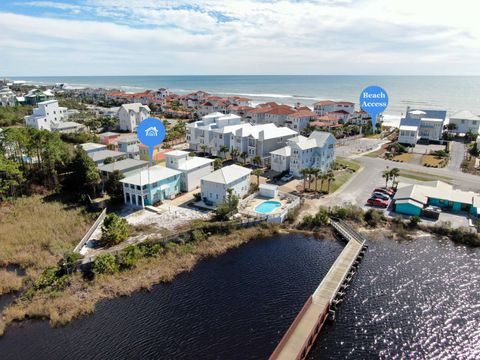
[{"x1": 270, "y1": 220, "x2": 365, "y2": 360}]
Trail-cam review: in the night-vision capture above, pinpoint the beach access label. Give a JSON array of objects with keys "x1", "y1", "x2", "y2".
[
  {"x1": 137, "y1": 117, "x2": 166, "y2": 164},
  {"x1": 359, "y1": 86, "x2": 388, "y2": 128}
]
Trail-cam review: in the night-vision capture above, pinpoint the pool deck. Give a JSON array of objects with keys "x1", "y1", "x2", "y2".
[{"x1": 240, "y1": 195, "x2": 290, "y2": 215}]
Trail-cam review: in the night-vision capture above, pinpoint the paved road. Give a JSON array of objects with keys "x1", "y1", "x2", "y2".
[
  {"x1": 447, "y1": 139, "x2": 466, "y2": 172},
  {"x1": 301, "y1": 154, "x2": 480, "y2": 216}
]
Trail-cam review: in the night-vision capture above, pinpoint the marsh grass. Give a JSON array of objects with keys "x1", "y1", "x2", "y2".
[
  {"x1": 0, "y1": 196, "x2": 94, "y2": 278},
  {"x1": 0, "y1": 270, "x2": 23, "y2": 295}
]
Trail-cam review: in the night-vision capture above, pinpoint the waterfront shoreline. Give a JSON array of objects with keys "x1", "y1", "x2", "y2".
[{"x1": 0, "y1": 224, "x2": 280, "y2": 336}]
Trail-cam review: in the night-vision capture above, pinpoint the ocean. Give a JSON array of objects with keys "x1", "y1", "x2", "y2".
[{"x1": 8, "y1": 75, "x2": 480, "y2": 125}]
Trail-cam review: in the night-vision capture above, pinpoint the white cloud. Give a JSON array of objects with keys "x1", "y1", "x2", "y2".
[{"x1": 1, "y1": 0, "x2": 480, "y2": 75}]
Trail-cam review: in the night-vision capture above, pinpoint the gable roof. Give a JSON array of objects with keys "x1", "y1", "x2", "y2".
[
  {"x1": 450, "y1": 110, "x2": 480, "y2": 121},
  {"x1": 120, "y1": 165, "x2": 181, "y2": 186},
  {"x1": 201, "y1": 164, "x2": 251, "y2": 184}
]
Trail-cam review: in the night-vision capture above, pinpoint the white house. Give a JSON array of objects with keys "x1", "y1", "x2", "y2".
[
  {"x1": 24, "y1": 100, "x2": 68, "y2": 131},
  {"x1": 165, "y1": 150, "x2": 214, "y2": 192},
  {"x1": 0, "y1": 85, "x2": 16, "y2": 106},
  {"x1": 117, "y1": 135, "x2": 140, "y2": 159},
  {"x1": 270, "y1": 145, "x2": 291, "y2": 173},
  {"x1": 398, "y1": 109, "x2": 447, "y2": 145},
  {"x1": 79, "y1": 142, "x2": 107, "y2": 154},
  {"x1": 118, "y1": 103, "x2": 151, "y2": 132},
  {"x1": 448, "y1": 111, "x2": 480, "y2": 135},
  {"x1": 270, "y1": 131, "x2": 336, "y2": 177},
  {"x1": 313, "y1": 100, "x2": 354, "y2": 116},
  {"x1": 200, "y1": 164, "x2": 252, "y2": 206}
]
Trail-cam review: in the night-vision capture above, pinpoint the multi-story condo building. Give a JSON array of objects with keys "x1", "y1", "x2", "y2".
[
  {"x1": 270, "y1": 131, "x2": 336, "y2": 177},
  {"x1": 118, "y1": 103, "x2": 151, "y2": 132},
  {"x1": 398, "y1": 108, "x2": 447, "y2": 145},
  {"x1": 313, "y1": 100, "x2": 354, "y2": 116},
  {"x1": 448, "y1": 110, "x2": 480, "y2": 135},
  {"x1": 187, "y1": 112, "x2": 297, "y2": 163}
]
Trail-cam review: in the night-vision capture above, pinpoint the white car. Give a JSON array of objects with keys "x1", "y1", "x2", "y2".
[{"x1": 281, "y1": 174, "x2": 294, "y2": 182}]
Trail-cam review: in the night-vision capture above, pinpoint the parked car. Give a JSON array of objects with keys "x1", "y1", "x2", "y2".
[
  {"x1": 367, "y1": 197, "x2": 389, "y2": 208},
  {"x1": 374, "y1": 187, "x2": 395, "y2": 197},
  {"x1": 372, "y1": 192, "x2": 390, "y2": 201},
  {"x1": 281, "y1": 174, "x2": 294, "y2": 182}
]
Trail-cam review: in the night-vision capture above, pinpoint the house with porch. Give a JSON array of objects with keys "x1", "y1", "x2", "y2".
[
  {"x1": 200, "y1": 165, "x2": 251, "y2": 206},
  {"x1": 120, "y1": 165, "x2": 182, "y2": 207},
  {"x1": 448, "y1": 110, "x2": 480, "y2": 135}
]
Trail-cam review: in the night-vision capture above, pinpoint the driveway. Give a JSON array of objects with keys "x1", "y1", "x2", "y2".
[{"x1": 447, "y1": 139, "x2": 465, "y2": 172}]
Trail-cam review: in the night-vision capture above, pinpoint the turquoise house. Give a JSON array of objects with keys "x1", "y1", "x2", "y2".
[
  {"x1": 394, "y1": 181, "x2": 480, "y2": 218},
  {"x1": 120, "y1": 165, "x2": 182, "y2": 207}
]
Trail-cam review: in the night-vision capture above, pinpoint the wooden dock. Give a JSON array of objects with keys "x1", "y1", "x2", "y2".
[{"x1": 269, "y1": 220, "x2": 366, "y2": 360}]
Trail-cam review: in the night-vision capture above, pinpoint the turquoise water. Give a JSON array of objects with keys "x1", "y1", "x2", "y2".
[
  {"x1": 255, "y1": 201, "x2": 281, "y2": 214},
  {"x1": 8, "y1": 75, "x2": 480, "y2": 116}
]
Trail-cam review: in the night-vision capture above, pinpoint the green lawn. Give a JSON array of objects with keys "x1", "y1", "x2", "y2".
[
  {"x1": 336, "y1": 156, "x2": 361, "y2": 171},
  {"x1": 398, "y1": 170, "x2": 453, "y2": 183}
]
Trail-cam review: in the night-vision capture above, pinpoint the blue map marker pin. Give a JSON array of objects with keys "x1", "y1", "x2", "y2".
[
  {"x1": 137, "y1": 117, "x2": 166, "y2": 166},
  {"x1": 360, "y1": 86, "x2": 388, "y2": 129}
]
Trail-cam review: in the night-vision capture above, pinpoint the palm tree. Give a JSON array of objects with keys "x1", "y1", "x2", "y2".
[
  {"x1": 252, "y1": 169, "x2": 263, "y2": 185},
  {"x1": 300, "y1": 168, "x2": 310, "y2": 191},
  {"x1": 230, "y1": 148, "x2": 240, "y2": 162},
  {"x1": 219, "y1": 145, "x2": 229, "y2": 159},
  {"x1": 319, "y1": 172, "x2": 327, "y2": 193},
  {"x1": 326, "y1": 170, "x2": 335, "y2": 193},
  {"x1": 311, "y1": 168, "x2": 320, "y2": 192},
  {"x1": 389, "y1": 168, "x2": 400, "y2": 187},
  {"x1": 200, "y1": 144, "x2": 208, "y2": 156},
  {"x1": 252, "y1": 155, "x2": 262, "y2": 168},
  {"x1": 382, "y1": 169, "x2": 391, "y2": 188},
  {"x1": 240, "y1": 152, "x2": 248, "y2": 165}
]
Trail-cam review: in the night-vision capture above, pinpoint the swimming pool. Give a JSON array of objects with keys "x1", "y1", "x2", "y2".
[{"x1": 255, "y1": 200, "x2": 281, "y2": 214}]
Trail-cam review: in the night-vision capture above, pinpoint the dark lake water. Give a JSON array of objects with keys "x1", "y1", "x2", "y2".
[{"x1": 0, "y1": 233, "x2": 479, "y2": 360}]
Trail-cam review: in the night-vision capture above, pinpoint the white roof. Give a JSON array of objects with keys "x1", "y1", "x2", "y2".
[
  {"x1": 38, "y1": 99, "x2": 58, "y2": 106},
  {"x1": 120, "y1": 103, "x2": 150, "y2": 113},
  {"x1": 270, "y1": 146, "x2": 291, "y2": 156},
  {"x1": 450, "y1": 110, "x2": 480, "y2": 121},
  {"x1": 98, "y1": 159, "x2": 148, "y2": 173},
  {"x1": 120, "y1": 165, "x2": 181, "y2": 186},
  {"x1": 201, "y1": 164, "x2": 251, "y2": 184},
  {"x1": 88, "y1": 150, "x2": 126, "y2": 162},
  {"x1": 231, "y1": 123, "x2": 297, "y2": 140},
  {"x1": 166, "y1": 150, "x2": 189, "y2": 157},
  {"x1": 399, "y1": 125, "x2": 419, "y2": 131},
  {"x1": 259, "y1": 183, "x2": 278, "y2": 191},
  {"x1": 394, "y1": 181, "x2": 480, "y2": 207},
  {"x1": 177, "y1": 157, "x2": 214, "y2": 171},
  {"x1": 53, "y1": 121, "x2": 83, "y2": 129},
  {"x1": 202, "y1": 112, "x2": 225, "y2": 119},
  {"x1": 289, "y1": 131, "x2": 335, "y2": 150},
  {"x1": 409, "y1": 110, "x2": 427, "y2": 115},
  {"x1": 79, "y1": 142, "x2": 107, "y2": 152},
  {"x1": 100, "y1": 132, "x2": 119, "y2": 137},
  {"x1": 421, "y1": 117, "x2": 444, "y2": 123}
]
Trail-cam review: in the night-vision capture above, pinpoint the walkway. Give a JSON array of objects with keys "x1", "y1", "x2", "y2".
[{"x1": 270, "y1": 220, "x2": 365, "y2": 360}]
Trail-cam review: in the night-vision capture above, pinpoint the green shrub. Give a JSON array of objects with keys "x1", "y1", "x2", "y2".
[
  {"x1": 139, "y1": 243, "x2": 163, "y2": 257},
  {"x1": 35, "y1": 266, "x2": 69, "y2": 290},
  {"x1": 409, "y1": 216, "x2": 421, "y2": 227},
  {"x1": 192, "y1": 229, "x2": 207, "y2": 242},
  {"x1": 101, "y1": 213, "x2": 130, "y2": 246},
  {"x1": 117, "y1": 245, "x2": 141, "y2": 270},
  {"x1": 93, "y1": 254, "x2": 118, "y2": 275},
  {"x1": 364, "y1": 209, "x2": 385, "y2": 227}
]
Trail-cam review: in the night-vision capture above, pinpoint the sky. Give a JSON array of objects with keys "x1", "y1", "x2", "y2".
[{"x1": 1, "y1": 0, "x2": 479, "y2": 76}]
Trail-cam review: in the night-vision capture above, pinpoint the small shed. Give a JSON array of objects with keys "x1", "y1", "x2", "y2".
[{"x1": 259, "y1": 183, "x2": 278, "y2": 198}]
